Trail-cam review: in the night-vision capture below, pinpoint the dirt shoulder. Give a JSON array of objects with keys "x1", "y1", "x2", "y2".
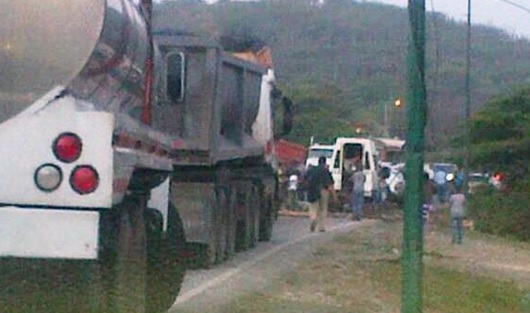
[
  {"x1": 169, "y1": 215, "x2": 361, "y2": 313},
  {"x1": 424, "y1": 223, "x2": 530, "y2": 290},
  {"x1": 171, "y1": 208, "x2": 530, "y2": 313}
]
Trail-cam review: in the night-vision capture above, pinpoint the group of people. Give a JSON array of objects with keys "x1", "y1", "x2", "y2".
[
  {"x1": 303, "y1": 156, "x2": 365, "y2": 232},
  {"x1": 286, "y1": 157, "x2": 467, "y2": 244}
]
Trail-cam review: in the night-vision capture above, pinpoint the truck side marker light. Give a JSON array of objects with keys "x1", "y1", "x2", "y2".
[
  {"x1": 34, "y1": 164, "x2": 63, "y2": 192},
  {"x1": 70, "y1": 165, "x2": 99, "y2": 195},
  {"x1": 53, "y1": 132, "x2": 82, "y2": 163}
]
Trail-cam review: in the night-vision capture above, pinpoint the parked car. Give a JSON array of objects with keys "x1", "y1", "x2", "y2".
[
  {"x1": 489, "y1": 172, "x2": 506, "y2": 190},
  {"x1": 383, "y1": 163, "x2": 405, "y2": 196},
  {"x1": 468, "y1": 173, "x2": 489, "y2": 194}
]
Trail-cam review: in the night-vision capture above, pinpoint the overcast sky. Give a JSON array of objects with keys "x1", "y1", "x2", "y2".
[{"x1": 369, "y1": 0, "x2": 530, "y2": 39}]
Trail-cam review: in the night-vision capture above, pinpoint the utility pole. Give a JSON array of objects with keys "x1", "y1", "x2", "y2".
[
  {"x1": 465, "y1": 0, "x2": 471, "y2": 123},
  {"x1": 463, "y1": 0, "x2": 472, "y2": 192},
  {"x1": 384, "y1": 99, "x2": 390, "y2": 137},
  {"x1": 402, "y1": 1, "x2": 426, "y2": 313}
]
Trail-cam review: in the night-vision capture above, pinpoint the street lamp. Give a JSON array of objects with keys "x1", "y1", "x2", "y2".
[{"x1": 383, "y1": 97, "x2": 403, "y2": 137}]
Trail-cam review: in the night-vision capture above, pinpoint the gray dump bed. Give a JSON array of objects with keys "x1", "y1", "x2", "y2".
[{"x1": 153, "y1": 34, "x2": 267, "y2": 166}]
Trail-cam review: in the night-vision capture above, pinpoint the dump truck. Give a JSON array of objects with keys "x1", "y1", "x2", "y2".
[{"x1": 0, "y1": 1, "x2": 286, "y2": 312}]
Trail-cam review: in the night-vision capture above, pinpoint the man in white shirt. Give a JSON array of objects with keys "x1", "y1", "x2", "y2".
[{"x1": 287, "y1": 174, "x2": 299, "y2": 210}]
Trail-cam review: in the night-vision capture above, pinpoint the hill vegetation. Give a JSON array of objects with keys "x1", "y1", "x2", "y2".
[
  {"x1": 153, "y1": 0, "x2": 530, "y2": 149},
  {"x1": 462, "y1": 86, "x2": 530, "y2": 242}
]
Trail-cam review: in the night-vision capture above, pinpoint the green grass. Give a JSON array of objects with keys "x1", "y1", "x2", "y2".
[{"x1": 221, "y1": 220, "x2": 529, "y2": 313}]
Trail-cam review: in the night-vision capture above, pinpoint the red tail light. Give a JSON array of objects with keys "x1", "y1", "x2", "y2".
[
  {"x1": 493, "y1": 172, "x2": 504, "y2": 181},
  {"x1": 53, "y1": 133, "x2": 82, "y2": 163},
  {"x1": 70, "y1": 165, "x2": 99, "y2": 194}
]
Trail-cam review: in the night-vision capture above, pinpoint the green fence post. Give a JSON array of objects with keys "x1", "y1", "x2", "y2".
[{"x1": 402, "y1": 1, "x2": 427, "y2": 313}]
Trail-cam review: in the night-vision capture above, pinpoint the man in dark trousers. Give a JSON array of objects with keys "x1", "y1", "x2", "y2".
[
  {"x1": 306, "y1": 156, "x2": 335, "y2": 232},
  {"x1": 350, "y1": 160, "x2": 365, "y2": 221}
]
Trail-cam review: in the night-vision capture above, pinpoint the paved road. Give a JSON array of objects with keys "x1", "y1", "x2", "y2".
[{"x1": 168, "y1": 214, "x2": 367, "y2": 313}]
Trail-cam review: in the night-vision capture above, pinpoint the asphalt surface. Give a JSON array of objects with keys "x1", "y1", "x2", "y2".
[{"x1": 168, "y1": 214, "x2": 364, "y2": 313}]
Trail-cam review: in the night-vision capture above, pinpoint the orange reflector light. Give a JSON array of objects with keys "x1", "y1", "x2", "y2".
[
  {"x1": 70, "y1": 165, "x2": 99, "y2": 194},
  {"x1": 53, "y1": 133, "x2": 82, "y2": 163}
]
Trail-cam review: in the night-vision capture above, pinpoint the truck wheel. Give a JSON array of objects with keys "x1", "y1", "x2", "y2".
[
  {"x1": 235, "y1": 184, "x2": 253, "y2": 251},
  {"x1": 102, "y1": 196, "x2": 147, "y2": 313},
  {"x1": 259, "y1": 193, "x2": 274, "y2": 242},
  {"x1": 151, "y1": 202, "x2": 187, "y2": 313},
  {"x1": 146, "y1": 202, "x2": 186, "y2": 313},
  {"x1": 215, "y1": 187, "x2": 229, "y2": 262},
  {"x1": 249, "y1": 185, "x2": 261, "y2": 247}
]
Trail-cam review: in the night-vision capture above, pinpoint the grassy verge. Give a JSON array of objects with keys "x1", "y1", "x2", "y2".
[{"x1": 219, "y1": 218, "x2": 529, "y2": 313}]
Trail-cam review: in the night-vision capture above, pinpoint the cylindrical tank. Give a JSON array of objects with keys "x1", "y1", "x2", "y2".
[{"x1": 0, "y1": 0, "x2": 149, "y2": 123}]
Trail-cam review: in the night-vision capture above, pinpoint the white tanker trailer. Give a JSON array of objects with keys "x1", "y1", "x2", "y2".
[{"x1": 0, "y1": 1, "x2": 285, "y2": 312}]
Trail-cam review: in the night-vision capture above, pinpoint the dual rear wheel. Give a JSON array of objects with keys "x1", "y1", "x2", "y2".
[{"x1": 100, "y1": 195, "x2": 185, "y2": 313}]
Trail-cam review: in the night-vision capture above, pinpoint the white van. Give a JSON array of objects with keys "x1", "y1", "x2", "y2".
[{"x1": 306, "y1": 137, "x2": 380, "y2": 200}]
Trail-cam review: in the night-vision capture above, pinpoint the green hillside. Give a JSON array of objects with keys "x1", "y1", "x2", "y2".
[{"x1": 153, "y1": 0, "x2": 530, "y2": 149}]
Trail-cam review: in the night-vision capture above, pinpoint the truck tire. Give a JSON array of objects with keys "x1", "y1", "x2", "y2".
[
  {"x1": 259, "y1": 192, "x2": 274, "y2": 242},
  {"x1": 235, "y1": 184, "x2": 253, "y2": 251},
  {"x1": 215, "y1": 187, "x2": 229, "y2": 262},
  {"x1": 249, "y1": 185, "x2": 261, "y2": 248},
  {"x1": 101, "y1": 195, "x2": 147, "y2": 313},
  {"x1": 146, "y1": 202, "x2": 186, "y2": 313},
  {"x1": 225, "y1": 185, "x2": 237, "y2": 259}
]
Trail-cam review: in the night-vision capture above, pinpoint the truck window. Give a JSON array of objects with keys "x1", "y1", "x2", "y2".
[
  {"x1": 365, "y1": 151, "x2": 371, "y2": 170},
  {"x1": 166, "y1": 52, "x2": 185, "y2": 103}
]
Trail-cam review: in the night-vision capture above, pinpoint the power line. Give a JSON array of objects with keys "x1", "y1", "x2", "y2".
[{"x1": 494, "y1": 0, "x2": 530, "y2": 15}]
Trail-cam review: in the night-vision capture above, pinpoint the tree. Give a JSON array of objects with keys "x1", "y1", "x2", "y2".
[
  {"x1": 464, "y1": 86, "x2": 530, "y2": 242},
  {"x1": 467, "y1": 86, "x2": 530, "y2": 181}
]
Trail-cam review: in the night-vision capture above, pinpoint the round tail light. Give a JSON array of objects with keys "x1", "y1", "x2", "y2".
[
  {"x1": 70, "y1": 165, "x2": 99, "y2": 194},
  {"x1": 34, "y1": 164, "x2": 63, "y2": 192},
  {"x1": 53, "y1": 133, "x2": 82, "y2": 163}
]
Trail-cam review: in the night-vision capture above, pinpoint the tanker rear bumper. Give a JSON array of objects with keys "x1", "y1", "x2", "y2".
[{"x1": 0, "y1": 206, "x2": 99, "y2": 260}]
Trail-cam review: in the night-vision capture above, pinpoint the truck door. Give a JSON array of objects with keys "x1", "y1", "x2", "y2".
[
  {"x1": 331, "y1": 149, "x2": 342, "y2": 191},
  {"x1": 362, "y1": 149, "x2": 379, "y2": 199}
]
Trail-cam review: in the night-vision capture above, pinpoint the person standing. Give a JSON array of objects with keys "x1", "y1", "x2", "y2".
[
  {"x1": 449, "y1": 185, "x2": 466, "y2": 244},
  {"x1": 350, "y1": 161, "x2": 365, "y2": 221},
  {"x1": 422, "y1": 172, "x2": 435, "y2": 230},
  {"x1": 287, "y1": 173, "x2": 299, "y2": 210},
  {"x1": 306, "y1": 156, "x2": 334, "y2": 232},
  {"x1": 434, "y1": 169, "x2": 447, "y2": 203}
]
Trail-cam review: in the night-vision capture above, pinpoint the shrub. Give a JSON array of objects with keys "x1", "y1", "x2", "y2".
[{"x1": 468, "y1": 180, "x2": 530, "y2": 242}]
